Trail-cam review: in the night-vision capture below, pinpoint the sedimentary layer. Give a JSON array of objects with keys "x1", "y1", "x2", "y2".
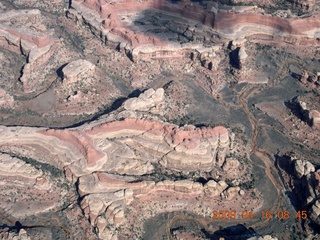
[
  {"x1": 68, "y1": 0, "x2": 320, "y2": 61},
  {"x1": 0, "y1": 9, "x2": 56, "y2": 91},
  {"x1": 0, "y1": 89, "x2": 258, "y2": 239}
]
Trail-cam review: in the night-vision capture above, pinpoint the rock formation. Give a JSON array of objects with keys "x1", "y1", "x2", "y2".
[
  {"x1": 286, "y1": 155, "x2": 320, "y2": 227},
  {"x1": 310, "y1": 199, "x2": 320, "y2": 225},
  {"x1": 0, "y1": 88, "x2": 260, "y2": 239},
  {"x1": 0, "y1": 152, "x2": 69, "y2": 219},
  {"x1": 0, "y1": 88, "x2": 14, "y2": 109},
  {"x1": 292, "y1": 96, "x2": 320, "y2": 128},
  {"x1": 303, "y1": 169, "x2": 320, "y2": 225},
  {"x1": 1, "y1": 0, "x2": 318, "y2": 238},
  {"x1": 62, "y1": 59, "x2": 95, "y2": 84},
  {"x1": 247, "y1": 235, "x2": 278, "y2": 240},
  {"x1": 123, "y1": 88, "x2": 164, "y2": 112},
  {"x1": 294, "y1": 159, "x2": 315, "y2": 178},
  {"x1": 68, "y1": 0, "x2": 320, "y2": 62},
  {"x1": 0, "y1": 9, "x2": 56, "y2": 92}
]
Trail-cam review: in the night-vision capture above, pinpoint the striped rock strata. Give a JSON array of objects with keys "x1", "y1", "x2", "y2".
[
  {"x1": 0, "y1": 9, "x2": 56, "y2": 92},
  {"x1": 0, "y1": 89, "x2": 257, "y2": 239},
  {"x1": 0, "y1": 152, "x2": 68, "y2": 219},
  {"x1": 68, "y1": 0, "x2": 320, "y2": 61}
]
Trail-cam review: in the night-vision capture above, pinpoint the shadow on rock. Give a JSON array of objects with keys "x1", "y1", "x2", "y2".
[{"x1": 202, "y1": 224, "x2": 259, "y2": 240}]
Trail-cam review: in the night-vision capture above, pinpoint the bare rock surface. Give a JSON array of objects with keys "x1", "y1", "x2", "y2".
[
  {"x1": 0, "y1": 88, "x2": 261, "y2": 239},
  {"x1": 0, "y1": 152, "x2": 68, "y2": 219},
  {"x1": 247, "y1": 235, "x2": 278, "y2": 240},
  {"x1": 294, "y1": 159, "x2": 315, "y2": 178},
  {"x1": 303, "y1": 170, "x2": 320, "y2": 225},
  {"x1": 310, "y1": 199, "x2": 320, "y2": 225},
  {"x1": 0, "y1": 228, "x2": 31, "y2": 240},
  {"x1": 293, "y1": 95, "x2": 320, "y2": 128},
  {"x1": 0, "y1": 0, "x2": 319, "y2": 239},
  {"x1": 0, "y1": 9, "x2": 56, "y2": 92},
  {"x1": 62, "y1": 59, "x2": 95, "y2": 84},
  {"x1": 123, "y1": 88, "x2": 164, "y2": 112},
  {"x1": 69, "y1": 0, "x2": 320, "y2": 63}
]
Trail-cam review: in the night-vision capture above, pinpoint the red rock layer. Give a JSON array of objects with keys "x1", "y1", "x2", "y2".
[
  {"x1": 71, "y1": 0, "x2": 320, "y2": 57},
  {"x1": 215, "y1": 11, "x2": 320, "y2": 36},
  {"x1": 40, "y1": 129, "x2": 104, "y2": 167},
  {"x1": 0, "y1": 10, "x2": 54, "y2": 54},
  {"x1": 87, "y1": 118, "x2": 228, "y2": 149}
]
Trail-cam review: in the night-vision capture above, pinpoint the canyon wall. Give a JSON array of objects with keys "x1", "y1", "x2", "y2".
[{"x1": 68, "y1": 0, "x2": 320, "y2": 61}]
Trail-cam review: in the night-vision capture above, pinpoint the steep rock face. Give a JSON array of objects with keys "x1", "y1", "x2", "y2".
[
  {"x1": 229, "y1": 46, "x2": 247, "y2": 70},
  {"x1": 293, "y1": 96, "x2": 320, "y2": 128},
  {"x1": 0, "y1": 228, "x2": 31, "y2": 240},
  {"x1": 297, "y1": 167, "x2": 320, "y2": 226},
  {"x1": 68, "y1": 0, "x2": 218, "y2": 62},
  {"x1": 68, "y1": 0, "x2": 320, "y2": 62},
  {"x1": 310, "y1": 199, "x2": 320, "y2": 225},
  {"x1": 310, "y1": 110, "x2": 320, "y2": 127},
  {"x1": 294, "y1": 159, "x2": 315, "y2": 178},
  {"x1": 306, "y1": 170, "x2": 320, "y2": 224},
  {"x1": 0, "y1": 9, "x2": 56, "y2": 92}
]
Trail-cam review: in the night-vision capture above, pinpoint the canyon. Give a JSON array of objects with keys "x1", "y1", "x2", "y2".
[{"x1": 0, "y1": 0, "x2": 319, "y2": 239}]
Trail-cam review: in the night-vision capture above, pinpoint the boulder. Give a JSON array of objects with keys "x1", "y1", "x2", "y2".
[
  {"x1": 62, "y1": 59, "x2": 95, "y2": 84},
  {"x1": 123, "y1": 88, "x2": 164, "y2": 111}
]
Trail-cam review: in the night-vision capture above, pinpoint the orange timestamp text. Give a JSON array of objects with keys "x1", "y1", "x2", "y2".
[{"x1": 212, "y1": 210, "x2": 308, "y2": 220}]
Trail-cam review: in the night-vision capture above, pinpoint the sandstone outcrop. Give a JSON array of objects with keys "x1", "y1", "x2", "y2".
[
  {"x1": 0, "y1": 0, "x2": 318, "y2": 238},
  {"x1": 310, "y1": 199, "x2": 320, "y2": 225},
  {"x1": 247, "y1": 235, "x2": 278, "y2": 240},
  {"x1": 62, "y1": 59, "x2": 95, "y2": 84},
  {"x1": 123, "y1": 88, "x2": 164, "y2": 112},
  {"x1": 222, "y1": 157, "x2": 240, "y2": 171},
  {"x1": 0, "y1": 153, "x2": 43, "y2": 184},
  {"x1": 238, "y1": 47, "x2": 248, "y2": 68},
  {"x1": 68, "y1": 0, "x2": 320, "y2": 62},
  {"x1": 0, "y1": 9, "x2": 56, "y2": 92},
  {"x1": 292, "y1": 96, "x2": 320, "y2": 128},
  {"x1": 294, "y1": 159, "x2": 315, "y2": 178},
  {"x1": 296, "y1": 167, "x2": 320, "y2": 226},
  {"x1": 221, "y1": 186, "x2": 241, "y2": 200},
  {"x1": 305, "y1": 169, "x2": 320, "y2": 200},
  {"x1": 0, "y1": 88, "x2": 259, "y2": 239},
  {"x1": 0, "y1": 152, "x2": 68, "y2": 219},
  {"x1": 0, "y1": 228, "x2": 31, "y2": 240},
  {"x1": 204, "y1": 180, "x2": 228, "y2": 196}
]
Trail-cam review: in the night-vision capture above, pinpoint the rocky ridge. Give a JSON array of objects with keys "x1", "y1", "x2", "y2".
[
  {"x1": 68, "y1": 0, "x2": 320, "y2": 62},
  {"x1": 0, "y1": 88, "x2": 259, "y2": 239}
]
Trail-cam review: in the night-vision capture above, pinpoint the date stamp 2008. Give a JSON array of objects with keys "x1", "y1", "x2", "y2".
[{"x1": 212, "y1": 210, "x2": 308, "y2": 220}]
